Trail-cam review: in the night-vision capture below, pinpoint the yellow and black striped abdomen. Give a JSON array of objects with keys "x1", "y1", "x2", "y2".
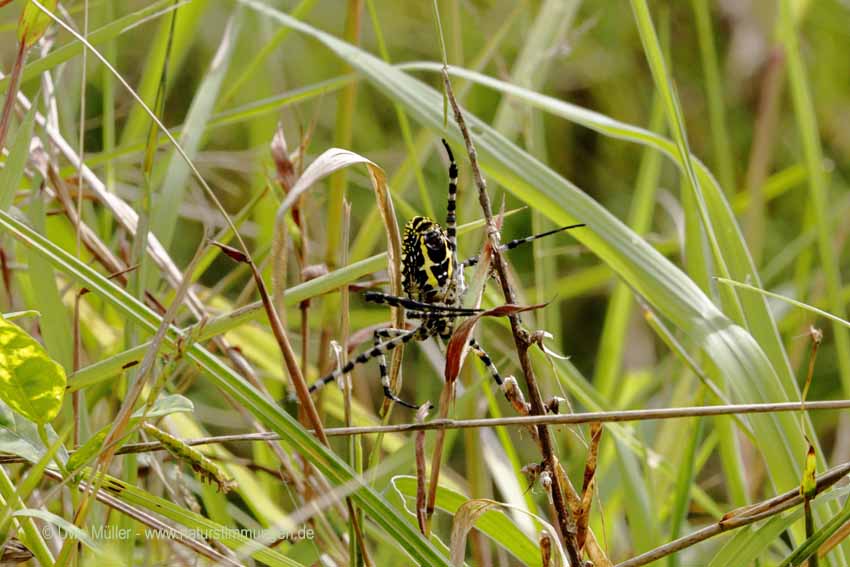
[{"x1": 401, "y1": 216, "x2": 454, "y2": 304}]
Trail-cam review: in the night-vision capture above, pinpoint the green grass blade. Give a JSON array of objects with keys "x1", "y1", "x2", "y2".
[
  {"x1": 707, "y1": 512, "x2": 798, "y2": 567},
  {"x1": 0, "y1": 0, "x2": 181, "y2": 92},
  {"x1": 691, "y1": 0, "x2": 735, "y2": 194},
  {"x1": 0, "y1": 104, "x2": 37, "y2": 211},
  {"x1": 594, "y1": 91, "x2": 664, "y2": 398},
  {"x1": 119, "y1": 0, "x2": 209, "y2": 145},
  {"x1": 25, "y1": 191, "x2": 73, "y2": 370},
  {"x1": 0, "y1": 466, "x2": 54, "y2": 566},
  {"x1": 150, "y1": 8, "x2": 244, "y2": 250},
  {"x1": 778, "y1": 0, "x2": 850, "y2": 401}
]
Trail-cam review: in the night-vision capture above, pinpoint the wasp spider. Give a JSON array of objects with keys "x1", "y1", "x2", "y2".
[{"x1": 307, "y1": 140, "x2": 583, "y2": 409}]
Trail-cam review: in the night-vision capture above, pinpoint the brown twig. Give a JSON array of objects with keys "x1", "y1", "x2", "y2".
[
  {"x1": 215, "y1": 242, "x2": 329, "y2": 446},
  {"x1": 440, "y1": 66, "x2": 584, "y2": 567},
  {"x1": 577, "y1": 423, "x2": 603, "y2": 552},
  {"x1": 415, "y1": 403, "x2": 431, "y2": 536},
  {"x1": 0, "y1": 39, "x2": 26, "y2": 151},
  {"x1": 615, "y1": 460, "x2": 850, "y2": 567},
  {"x1": 4, "y1": 400, "x2": 850, "y2": 465}
]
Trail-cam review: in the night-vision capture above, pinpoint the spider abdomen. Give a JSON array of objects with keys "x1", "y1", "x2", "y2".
[{"x1": 401, "y1": 216, "x2": 455, "y2": 304}]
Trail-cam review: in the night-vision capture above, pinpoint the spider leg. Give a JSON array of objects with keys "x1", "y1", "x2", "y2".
[
  {"x1": 371, "y1": 328, "x2": 421, "y2": 409},
  {"x1": 441, "y1": 139, "x2": 458, "y2": 252},
  {"x1": 308, "y1": 326, "x2": 429, "y2": 409},
  {"x1": 468, "y1": 337, "x2": 504, "y2": 388},
  {"x1": 461, "y1": 223, "x2": 586, "y2": 268},
  {"x1": 364, "y1": 291, "x2": 482, "y2": 315}
]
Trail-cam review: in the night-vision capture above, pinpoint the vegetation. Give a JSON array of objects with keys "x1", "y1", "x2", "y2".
[{"x1": 0, "y1": 1, "x2": 849, "y2": 565}]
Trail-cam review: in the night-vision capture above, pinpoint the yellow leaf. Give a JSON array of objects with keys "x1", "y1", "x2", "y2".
[
  {"x1": 0, "y1": 316, "x2": 66, "y2": 424},
  {"x1": 800, "y1": 444, "x2": 817, "y2": 498}
]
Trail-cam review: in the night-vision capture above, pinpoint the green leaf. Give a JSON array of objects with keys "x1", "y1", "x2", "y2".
[
  {"x1": 801, "y1": 444, "x2": 817, "y2": 498},
  {"x1": 150, "y1": 7, "x2": 244, "y2": 250},
  {"x1": 0, "y1": 401, "x2": 67, "y2": 463},
  {"x1": 13, "y1": 509, "x2": 99, "y2": 552},
  {"x1": 0, "y1": 315, "x2": 66, "y2": 423},
  {"x1": 67, "y1": 394, "x2": 193, "y2": 472},
  {"x1": 707, "y1": 512, "x2": 798, "y2": 567},
  {"x1": 26, "y1": 183, "x2": 73, "y2": 370},
  {"x1": 780, "y1": 498, "x2": 850, "y2": 567},
  {"x1": 0, "y1": 103, "x2": 37, "y2": 211},
  {"x1": 0, "y1": 396, "x2": 13, "y2": 428},
  {"x1": 391, "y1": 475, "x2": 541, "y2": 567},
  {"x1": 17, "y1": 0, "x2": 57, "y2": 48}
]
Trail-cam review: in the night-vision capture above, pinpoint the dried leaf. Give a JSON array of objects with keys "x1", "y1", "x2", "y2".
[
  {"x1": 577, "y1": 422, "x2": 603, "y2": 550},
  {"x1": 540, "y1": 532, "x2": 552, "y2": 567},
  {"x1": 272, "y1": 148, "x2": 403, "y2": 332},
  {"x1": 531, "y1": 330, "x2": 571, "y2": 360},
  {"x1": 301, "y1": 263, "x2": 328, "y2": 281},
  {"x1": 502, "y1": 376, "x2": 532, "y2": 417},
  {"x1": 449, "y1": 499, "x2": 497, "y2": 566},
  {"x1": 0, "y1": 537, "x2": 32, "y2": 563},
  {"x1": 270, "y1": 124, "x2": 297, "y2": 192},
  {"x1": 444, "y1": 302, "x2": 548, "y2": 384},
  {"x1": 211, "y1": 240, "x2": 249, "y2": 264}
]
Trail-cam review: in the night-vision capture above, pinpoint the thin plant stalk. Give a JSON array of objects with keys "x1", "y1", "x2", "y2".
[{"x1": 440, "y1": 67, "x2": 584, "y2": 566}]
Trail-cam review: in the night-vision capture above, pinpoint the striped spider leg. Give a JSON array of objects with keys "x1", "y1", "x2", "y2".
[{"x1": 301, "y1": 139, "x2": 583, "y2": 409}]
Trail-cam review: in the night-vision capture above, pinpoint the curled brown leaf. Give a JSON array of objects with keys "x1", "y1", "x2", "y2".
[{"x1": 444, "y1": 302, "x2": 548, "y2": 384}]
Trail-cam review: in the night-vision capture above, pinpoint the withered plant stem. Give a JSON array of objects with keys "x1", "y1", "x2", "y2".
[
  {"x1": 439, "y1": 67, "x2": 584, "y2": 567},
  {"x1": 615, "y1": 460, "x2": 850, "y2": 567}
]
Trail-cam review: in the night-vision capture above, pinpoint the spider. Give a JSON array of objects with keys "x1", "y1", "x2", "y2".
[{"x1": 306, "y1": 140, "x2": 583, "y2": 409}]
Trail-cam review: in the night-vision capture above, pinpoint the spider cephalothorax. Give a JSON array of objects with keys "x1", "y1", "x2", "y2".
[{"x1": 303, "y1": 139, "x2": 583, "y2": 409}]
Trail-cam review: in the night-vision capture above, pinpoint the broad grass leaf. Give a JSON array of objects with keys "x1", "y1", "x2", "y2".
[
  {"x1": 0, "y1": 316, "x2": 65, "y2": 423},
  {"x1": 0, "y1": 401, "x2": 67, "y2": 463},
  {"x1": 12, "y1": 509, "x2": 99, "y2": 552}
]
